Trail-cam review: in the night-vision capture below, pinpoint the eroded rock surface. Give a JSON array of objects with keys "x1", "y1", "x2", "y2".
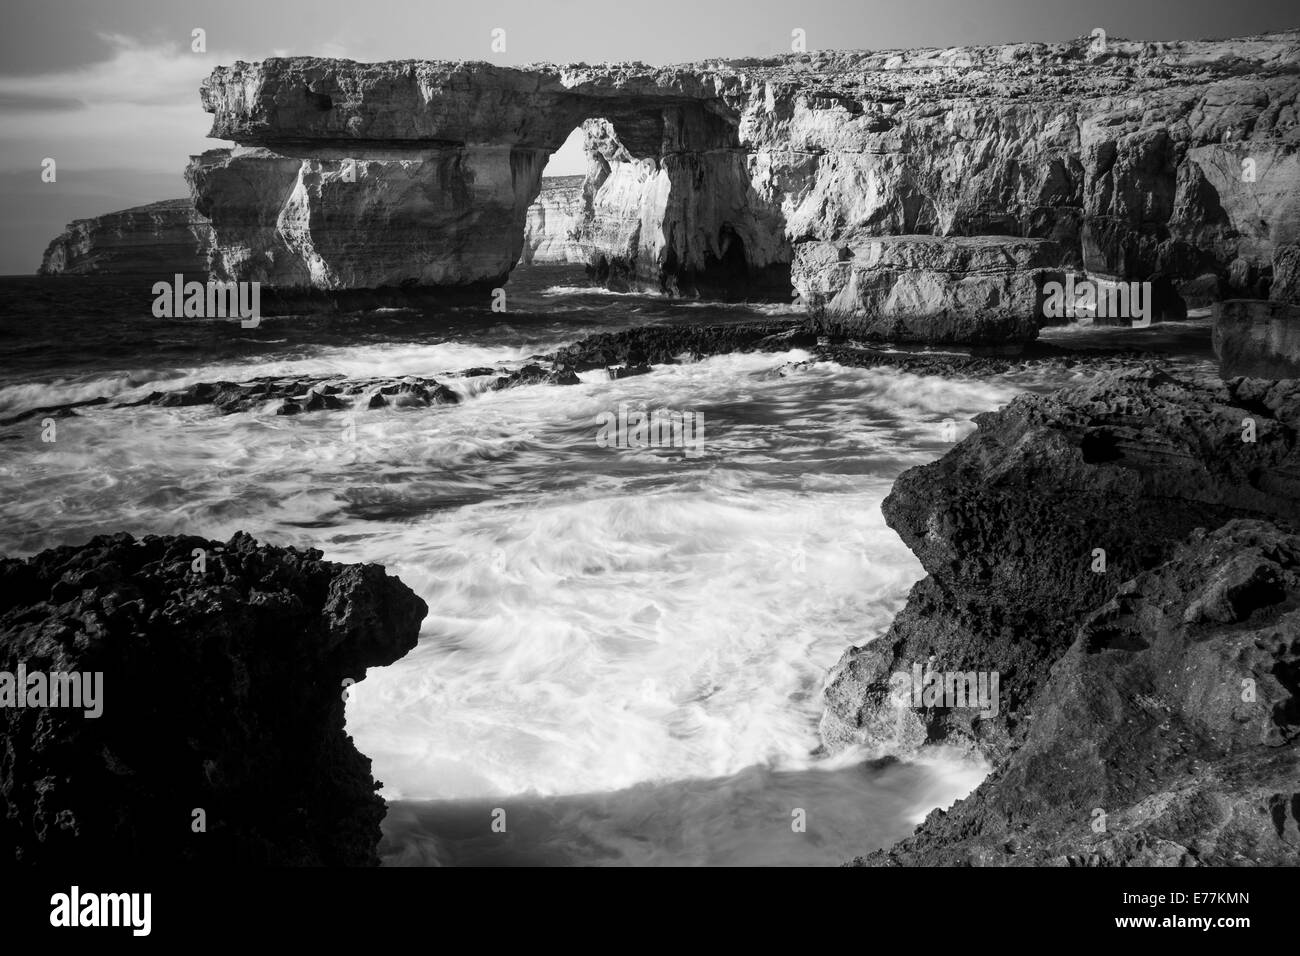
[
  {"x1": 188, "y1": 33, "x2": 1300, "y2": 344},
  {"x1": 38, "y1": 199, "x2": 211, "y2": 276},
  {"x1": 822, "y1": 368, "x2": 1300, "y2": 759},
  {"x1": 857, "y1": 519, "x2": 1300, "y2": 866},
  {"x1": 522, "y1": 175, "x2": 587, "y2": 265},
  {"x1": 0, "y1": 532, "x2": 427, "y2": 865}
]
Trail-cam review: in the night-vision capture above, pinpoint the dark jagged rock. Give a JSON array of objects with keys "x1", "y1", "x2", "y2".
[
  {"x1": 822, "y1": 368, "x2": 1300, "y2": 759},
  {"x1": 1214, "y1": 299, "x2": 1300, "y2": 378},
  {"x1": 489, "y1": 364, "x2": 581, "y2": 390},
  {"x1": 855, "y1": 519, "x2": 1300, "y2": 866},
  {"x1": 0, "y1": 532, "x2": 427, "y2": 865},
  {"x1": 122, "y1": 374, "x2": 461, "y2": 416},
  {"x1": 605, "y1": 364, "x2": 652, "y2": 380},
  {"x1": 550, "y1": 322, "x2": 809, "y2": 370},
  {"x1": 0, "y1": 397, "x2": 108, "y2": 426},
  {"x1": 815, "y1": 342, "x2": 1161, "y2": 378}
]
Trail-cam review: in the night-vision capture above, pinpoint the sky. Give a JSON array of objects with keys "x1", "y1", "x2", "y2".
[{"x1": 1, "y1": 0, "x2": 1297, "y2": 274}]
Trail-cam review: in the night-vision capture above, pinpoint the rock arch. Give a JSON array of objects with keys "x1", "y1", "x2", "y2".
[{"x1": 189, "y1": 58, "x2": 787, "y2": 299}]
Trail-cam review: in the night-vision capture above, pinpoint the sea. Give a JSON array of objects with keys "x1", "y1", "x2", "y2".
[{"x1": 0, "y1": 266, "x2": 1217, "y2": 865}]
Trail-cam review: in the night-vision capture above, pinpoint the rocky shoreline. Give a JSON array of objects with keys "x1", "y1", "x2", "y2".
[
  {"x1": 9, "y1": 26, "x2": 1300, "y2": 867},
  {"x1": 3, "y1": 309, "x2": 1298, "y2": 865}
]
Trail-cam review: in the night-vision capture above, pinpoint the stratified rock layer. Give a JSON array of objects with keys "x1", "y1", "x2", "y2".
[
  {"x1": 0, "y1": 532, "x2": 427, "y2": 865},
  {"x1": 521, "y1": 175, "x2": 587, "y2": 264},
  {"x1": 38, "y1": 199, "x2": 211, "y2": 276},
  {"x1": 189, "y1": 33, "x2": 1300, "y2": 342},
  {"x1": 798, "y1": 235, "x2": 1061, "y2": 343}
]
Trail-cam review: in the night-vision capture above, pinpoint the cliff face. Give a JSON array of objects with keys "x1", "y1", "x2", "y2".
[
  {"x1": 861, "y1": 519, "x2": 1300, "y2": 867},
  {"x1": 822, "y1": 368, "x2": 1300, "y2": 864},
  {"x1": 189, "y1": 33, "x2": 1300, "y2": 340},
  {"x1": 521, "y1": 175, "x2": 587, "y2": 265},
  {"x1": 823, "y1": 368, "x2": 1300, "y2": 760},
  {"x1": 38, "y1": 199, "x2": 212, "y2": 276},
  {"x1": 0, "y1": 532, "x2": 426, "y2": 865}
]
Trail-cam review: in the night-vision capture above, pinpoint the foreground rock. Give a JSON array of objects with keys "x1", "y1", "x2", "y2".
[
  {"x1": 0, "y1": 532, "x2": 426, "y2": 865},
  {"x1": 858, "y1": 519, "x2": 1300, "y2": 866},
  {"x1": 38, "y1": 199, "x2": 211, "y2": 276},
  {"x1": 823, "y1": 368, "x2": 1300, "y2": 760}
]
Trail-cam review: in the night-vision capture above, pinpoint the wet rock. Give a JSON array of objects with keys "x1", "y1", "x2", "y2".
[{"x1": 490, "y1": 364, "x2": 581, "y2": 390}]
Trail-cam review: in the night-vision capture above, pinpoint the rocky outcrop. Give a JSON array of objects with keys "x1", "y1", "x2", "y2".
[
  {"x1": 0, "y1": 532, "x2": 426, "y2": 865},
  {"x1": 798, "y1": 235, "x2": 1061, "y2": 344},
  {"x1": 188, "y1": 33, "x2": 1300, "y2": 339},
  {"x1": 1214, "y1": 299, "x2": 1300, "y2": 378},
  {"x1": 38, "y1": 199, "x2": 211, "y2": 276},
  {"x1": 521, "y1": 175, "x2": 587, "y2": 265},
  {"x1": 859, "y1": 518, "x2": 1300, "y2": 866},
  {"x1": 823, "y1": 368, "x2": 1300, "y2": 864},
  {"x1": 822, "y1": 368, "x2": 1300, "y2": 760}
]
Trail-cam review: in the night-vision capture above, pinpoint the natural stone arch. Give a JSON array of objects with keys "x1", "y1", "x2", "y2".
[{"x1": 189, "y1": 58, "x2": 791, "y2": 300}]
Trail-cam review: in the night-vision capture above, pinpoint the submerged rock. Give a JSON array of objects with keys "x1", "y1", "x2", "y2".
[{"x1": 0, "y1": 532, "x2": 427, "y2": 865}]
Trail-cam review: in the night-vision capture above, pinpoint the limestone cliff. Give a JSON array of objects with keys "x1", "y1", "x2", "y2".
[
  {"x1": 38, "y1": 199, "x2": 211, "y2": 277},
  {"x1": 189, "y1": 32, "x2": 1300, "y2": 341},
  {"x1": 521, "y1": 175, "x2": 587, "y2": 265}
]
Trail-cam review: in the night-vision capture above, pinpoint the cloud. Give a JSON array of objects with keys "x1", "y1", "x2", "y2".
[{"x1": 0, "y1": 33, "x2": 215, "y2": 177}]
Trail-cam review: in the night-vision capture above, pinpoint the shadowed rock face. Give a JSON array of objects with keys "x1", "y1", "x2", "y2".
[
  {"x1": 858, "y1": 519, "x2": 1300, "y2": 867},
  {"x1": 822, "y1": 368, "x2": 1300, "y2": 759},
  {"x1": 188, "y1": 33, "x2": 1300, "y2": 340},
  {"x1": 38, "y1": 199, "x2": 212, "y2": 276},
  {"x1": 1214, "y1": 299, "x2": 1300, "y2": 378},
  {"x1": 0, "y1": 532, "x2": 427, "y2": 865},
  {"x1": 821, "y1": 368, "x2": 1300, "y2": 865}
]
